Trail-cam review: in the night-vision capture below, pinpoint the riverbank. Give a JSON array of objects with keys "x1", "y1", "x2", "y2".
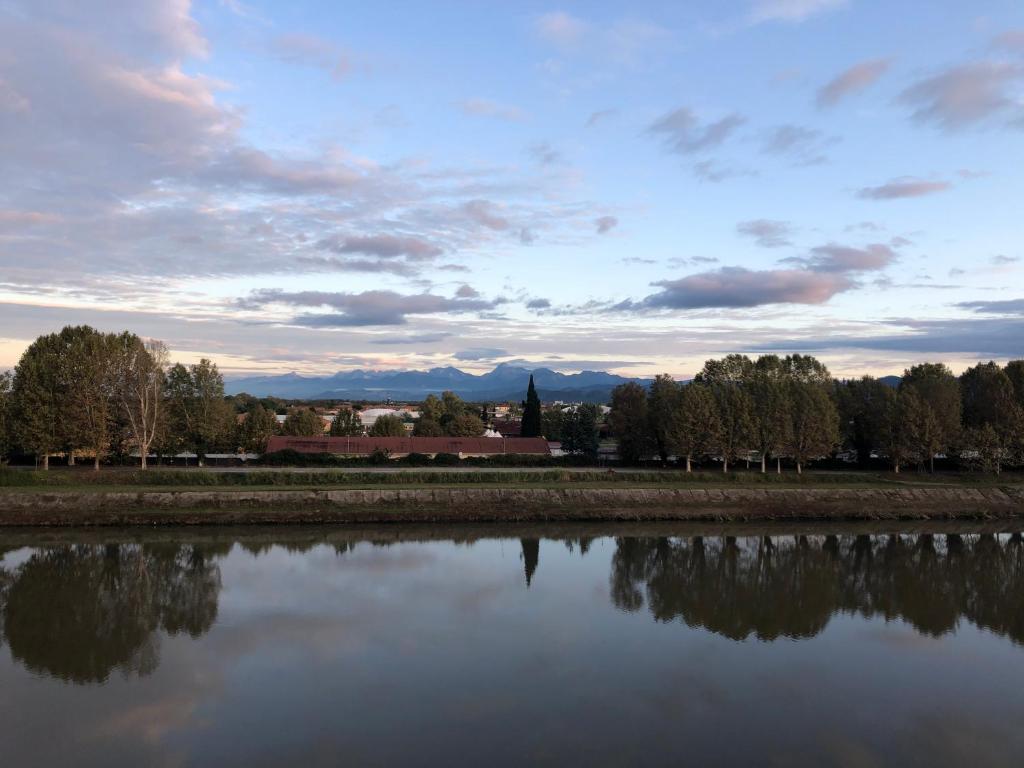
[{"x1": 1, "y1": 483, "x2": 1022, "y2": 526}]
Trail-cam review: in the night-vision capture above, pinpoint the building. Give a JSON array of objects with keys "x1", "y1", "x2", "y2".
[{"x1": 265, "y1": 435, "x2": 550, "y2": 458}]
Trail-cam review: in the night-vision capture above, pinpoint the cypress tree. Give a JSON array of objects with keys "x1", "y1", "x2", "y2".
[{"x1": 521, "y1": 374, "x2": 542, "y2": 437}]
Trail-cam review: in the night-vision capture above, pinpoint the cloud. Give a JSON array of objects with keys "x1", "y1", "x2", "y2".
[
  {"x1": 692, "y1": 160, "x2": 752, "y2": 183},
  {"x1": 624, "y1": 267, "x2": 854, "y2": 310},
  {"x1": 461, "y1": 199, "x2": 510, "y2": 230},
  {"x1": 528, "y1": 142, "x2": 562, "y2": 165},
  {"x1": 991, "y1": 254, "x2": 1020, "y2": 265},
  {"x1": 268, "y1": 33, "x2": 350, "y2": 80},
  {"x1": 796, "y1": 243, "x2": 898, "y2": 272},
  {"x1": 957, "y1": 298, "x2": 1024, "y2": 314},
  {"x1": 899, "y1": 61, "x2": 1024, "y2": 130},
  {"x1": 856, "y1": 177, "x2": 951, "y2": 200},
  {"x1": 455, "y1": 284, "x2": 481, "y2": 298},
  {"x1": 761, "y1": 124, "x2": 833, "y2": 165},
  {"x1": 648, "y1": 108, "x2": 746, "y2": 154},
  {"x1": 749, "y1": 0, "x2": 847, "y2": 24},
  {"x1": 586, "y1": 108, "x2": 618, "y2": 127},
  {"x1": 736, "y1": 219, "x2": 794, "y2": 248},
  {"x1": 595, "y1": 216, "x2": 618, "y2": 234},
  {"x1": 526, "y1": 298, "x2": 551, "y2": 309},
  {"x1": 243, "y1": 289, "x2": 500, "y2": 326},
  {"x1": 453, "y1": 347, "x2": 509, "y2": 361},
  {"x1": 817, "y1": 58, "x2": 892, "y2": 107},
  {"x1": 458, "y1": 98, "x2": 524, "y2": 121},
  {"x1": 318, "y1": 235, "x2": 443, "y2": 260},
  {"x1": 993, "y1": 30, "x2": 1024, "y2": 52},
  {"x1": 535, "y1": 12, "x2": 588, "y2": 47},
  {"x1": 369, "y1": 333, "x2": 452, "y2": 345}
]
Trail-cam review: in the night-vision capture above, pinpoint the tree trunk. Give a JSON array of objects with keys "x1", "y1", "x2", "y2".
[
  {"x1": 894, "y1": 460, "x2": 900, "y2": 474},
  {"x1": 761, "y1": 453, "x2": 766, "y2": 474},
  {"x1": 67, "y1": 451, "x2": 74, "y2": 466},
  {"x1": 929, "y1": 455, "x2": 935, "y2": 474},
  {"x1": 685, "y1": 455, "x2": 692, "y2": 473},
  {"x1": 140, "y1": 450, "x2": 148, "y2": 470},
  {"x1": 42, "y1": 454, "x2": 49, "y2": 471},
  {"x1": 94, "y1": 454, "x2": 100, "y2": 471},
  {"x1": 722, "y1": 457, "x2": 728, "y2": 473},
  {"x1": 776, "y1": 457, "x2": 781, "y2": 474},
  {"x1": 796, "y1": 461, "x2": 802, "y2": 475}
]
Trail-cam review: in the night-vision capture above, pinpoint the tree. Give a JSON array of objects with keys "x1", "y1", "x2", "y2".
[
  {"x1": 648, "y1": 374, "x2": 681, "y2": 463},
  {"x1": 369, "y1": 413, "x2": 407, "y2": 437},
  {"x1": 240, "y1": 405, "x2": 278, "y2": 453},
  {"x1": 900, "y1": 363, "x2": 961, "y2": 472},
  {"x1": 446, "y1": 412, "x2": 485, "y2": 437},
  {"x1": 59, "y1": 326, "x2": 119, "y2": 470},
  {"x1": 330, "y1": 408, "x2": 363, "y2": 436},
  {"x1": 282, "y1": 409, "x2": 324, "y2": 437},
  {"x1": 710, "y1": 383, "x2": 754, "y2": 473},
  {"x1": 0, "y1": 371, "x2": 11, "y2": 464},
  {"x1": 541, "y1": 409, "x2": 565, "y2": 441},
  {"x1": 113, "y1": 335, "x2": 168, "y2": 470},
  {"x1": 835, "y1": 377, "x2": 894, "y2": 468},
  {"x1": 562, "y1": 404, "x2": 599, "y2": 459},
  {"x1": 748, "y1": 356, "x2": 791, "y2": 473},
  {"x1": 521, "y1": 374, "x2": 542, "y2": 438},
  {"x1": 11, "y1": 332, "x2": 64, "y2": 469},
  {"x1": 882, "y1": 388, "x2": 922, "y2": 473},
  {"x1": 1006, "y1": 360, "x2": 1024, "y2": 409},
  {"x1": 670, "y1": 382, "x2": 720, "y2": 472},
  {"x1": 782, "y1": 354, "x2": 832, "y2": 386},
  {"x1": 609, "y1": 382, "x2": 651, "y2": 464},
  {"x1": 960, "y1": 362, "x2": 1022, "y2": 472},
  {"x1": 164, "y1": 359, "x2": 235, "y2": 463},
  {"x1": 785, "y1": 381, "x2": 839, "y2": 474},
  {"x1": 412, "y1": 418, "x2": 445, "y2": 437}
]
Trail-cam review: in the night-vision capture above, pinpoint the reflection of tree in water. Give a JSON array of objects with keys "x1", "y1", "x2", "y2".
[
  {"x1": 0, "y1": 544, "x2": 222, "y2": 684},
  {"x1": 521, "y1": 539, "x2": 539, "y2": 587},
  {"x1": 610, "y1": 533, "x2": 1024, "y2": 644}
]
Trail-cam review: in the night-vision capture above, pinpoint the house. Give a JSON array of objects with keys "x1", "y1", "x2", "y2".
[{"x1": 265, "y1": 435, "x2": 550, "y2": 458}]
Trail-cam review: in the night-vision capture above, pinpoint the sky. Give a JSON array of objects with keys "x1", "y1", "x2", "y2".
[{"x1": 1, "y1": 0, "x2": 1023, "y2": 379}]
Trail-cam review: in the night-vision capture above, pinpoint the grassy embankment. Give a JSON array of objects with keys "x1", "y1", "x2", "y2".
[{"x1": 1, "y1": 467, "x2": 1019, "y2": 494}]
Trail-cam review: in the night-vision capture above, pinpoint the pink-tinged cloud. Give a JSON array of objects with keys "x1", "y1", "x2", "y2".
[
  {"x1": 900, "y1": 61, "x2": 1024, "y2": 130},
  {"x1": 749, "y1": 0, "x2": 847, "y2": 24},
  {"x1": 633, "y1": 267, "x2": 854, "y2": 309},
  {"x1": 802, "y1": 243, "x2": 898, "y2": 272},
  {"x1": 817, "y1": 58, "x2": 892, "y2": 107},
  {"x1": 857, "y1": 178, "x2": 951, "y2": 200}
]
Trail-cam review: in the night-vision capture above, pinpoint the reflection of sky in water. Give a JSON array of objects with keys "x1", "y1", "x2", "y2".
[{"x1": 1, "y1": 532, "x2": 1024, "y2": 766}]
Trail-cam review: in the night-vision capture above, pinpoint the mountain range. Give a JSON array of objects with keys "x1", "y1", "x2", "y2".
[{"x1": 225, "y1": 363, "x2": 649, "y2": 402}]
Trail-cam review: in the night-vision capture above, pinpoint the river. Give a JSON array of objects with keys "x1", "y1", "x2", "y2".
[{"x1": 2, "y1": 523, "x2": 1023, "y2": 766}]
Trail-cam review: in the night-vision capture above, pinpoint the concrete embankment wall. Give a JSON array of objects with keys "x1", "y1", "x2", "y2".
[{"x1": 1, "y1": 486, "x2": 1023, "y2": 526}]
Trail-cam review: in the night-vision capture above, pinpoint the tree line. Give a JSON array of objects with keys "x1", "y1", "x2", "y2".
[{"x1": 608, "y1": 354, "x2": 1024, "y2": 473}]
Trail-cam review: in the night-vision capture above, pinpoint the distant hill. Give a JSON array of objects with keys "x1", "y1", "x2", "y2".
[{"x1": 225, "y1": 362, "x2": 648, "y2": 403}]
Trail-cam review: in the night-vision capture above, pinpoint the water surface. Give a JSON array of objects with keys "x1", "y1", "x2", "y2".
[{"x1": 2, "y1": 523, "x2": 1023, "y2": 766}]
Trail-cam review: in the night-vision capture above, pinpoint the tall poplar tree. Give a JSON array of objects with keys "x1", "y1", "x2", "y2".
[
  {"x1": 609, "y1": 381, "x2": 650, "y2": 464},
  {"x1": 647, "y1": 374, "x2": 681, "y2": 463},
  {"x1": 11, "y1": 332, "x2": 64, "y2": 469},
  {"x1": 900, "y1": 363, "x2": 961, "y2": 473},
  {"x1": 785, "y1": 381, "x2": 839, "y2": 474},
  {"x1": 0, "y1": 371, "x2": 12, "y2": 464},
  {"x1": 520, "y1": 374, "x2": 542, "y2": 438},
  {"x1": 113, "y1": 335, "x2": 167, "y2": 470},
  {"x1": 670, "y1": 382, "x2": 720, "y2": 472}
]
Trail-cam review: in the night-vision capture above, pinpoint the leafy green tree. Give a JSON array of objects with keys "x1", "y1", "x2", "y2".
[
  {"x1": 282, "y1": 409, "x2": 324, "y2": 436},
  {"x1": 882, "y1": 388, "x2": 922, "y2": 473},
  {"x1": 240, "y1": 404, "x2": 278, "y2": 453},
  {"x1": 962, "y1": 424, "x2": 1004, "y2": 474},
  {"x1": 647, "y1": 374, "x2": 681, "y2": 463},
  {"x1": 835, "y1": 376, "x2": 894, "y2": 468},
  {"x1": 369, "y1": 413, "x2": 407, "y2": 437},
  {"x1": 900, "y1": 363, "x2": 961, "y2": 472},
  {"x1": 412, "y1": 418, "x2": 445, "y2": 437},
  {"x1": 446, "y1": 412, "x2": 485, "y2": 437},
  {"x1": 782, "y1": 354, "x2": 832, "y2": 386},
  {"x1": 712, "y1": 383, "x2": 754, "y2": 472},
  {"x1": 521, "y1": 374, "x2": 542, "y2": 438},
  {"x1": 670, "y1": 382, "x2": 720, "y2": 472},
  {"x1": 59, "y1": 326, "x2": 119, "y2": 469},
  {"x1": 10, "y1": 332, "x2": 64, "y2": 469},
  {"x1": 696, "y1": 354, "x2": 753, "y2": 384},
  {"x1": 0, "y1": 371, "x2": 11, "y2": 463},
  {"x1": 960, "y1": 362, "x2": 1023, "y2": 472},
  {"x1": 164, "y1": 359, "x2": 235, "y2": 462},
  {"x1": 1006, "y1": 360, "x2": 1024, "y2": 409},
  {"x1": 609, "y1": 382, "x2": 651, "y2": 464},
  {"x1": 562, "y1": 404, "x2": 600, "y2": 459},
  {"x1": 330, "y1": 408, "x2": 363, "y2": 436},
  {"x1": 541, "y1": 409, "x2": 565, "y2": 441},
  {"x1": 785, "y1": 381, "x2": 839, "y2": 474},
  {"x1": 420, "y1": 394, "x2": 444, "y2": 423},
  {"x1": 749, "y1": 356, "x2": 791, "y2": 473}
]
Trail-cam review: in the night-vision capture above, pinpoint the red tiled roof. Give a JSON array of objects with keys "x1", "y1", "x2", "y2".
[{"x1": 265, "y1": 435, "x2": 551, "y2": 455}]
